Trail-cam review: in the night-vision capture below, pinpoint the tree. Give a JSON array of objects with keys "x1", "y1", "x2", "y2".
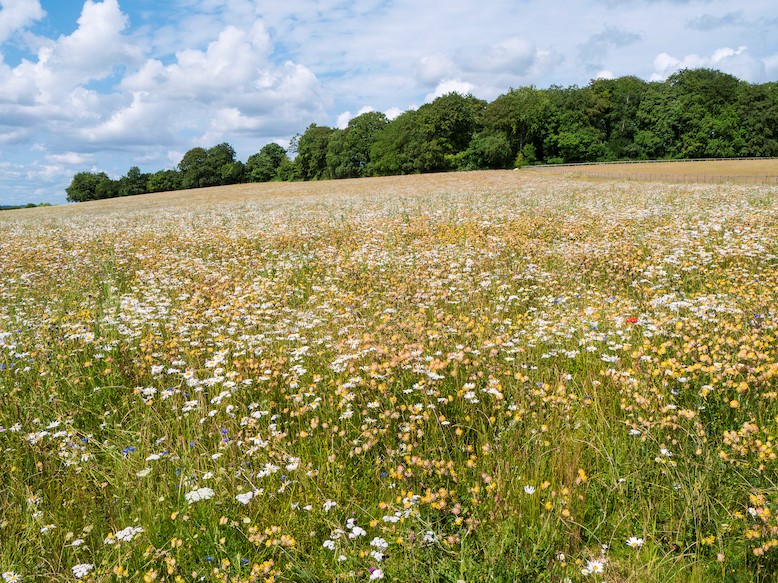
[
  {"x1": 178, "y1": 143, "x2": 240, "y2": 189},
  {"x1": 326, "y1": 112, "x2": 388, "y2": 178},
  {"x1": 178, "y1": 147, "x2": 210, "y2": 189},
  {"x1": 294, "y1": 124, "x2": 335, "y2": 181},
  {"x1": 480, "y1": 86, "x2": 548, "y2": 160},
  {"x1": 66, "y1": 171, "x2": 114, "y2": 202},
  {"x1": 462, "y1": 131, "x2": 513, "y2": 169},
  {"x1": 147, "y1": 169, "x2": 182, "y2": 193},
  {"x1": 118, "y1": 166, "x2": 148, "y2": 197},
  {"x1": 246, "y1": 143, "x2": 288, "y2": 182}
]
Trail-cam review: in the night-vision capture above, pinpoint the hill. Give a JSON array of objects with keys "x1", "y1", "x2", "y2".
[{"x1": 2, "y1": 171, "x2": 778, "y2": 581}]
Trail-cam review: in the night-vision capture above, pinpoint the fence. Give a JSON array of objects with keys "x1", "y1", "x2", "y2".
[
  {"x1": 529, "y1": 169, "x2": 778, "y2": 186},
  {"x1": 526, "y1": 157, "x2": 778, "y2": 186}
]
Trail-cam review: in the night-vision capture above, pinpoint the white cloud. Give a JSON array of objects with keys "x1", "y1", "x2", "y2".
[
  {"x1": 335, "y1": 106, "x2": 375, "y2": 129},
  {"x1": 384, "y1": 107, "x2": 405, "y2": 120},
  {"x1": 46, "y1": 152, "x2": 95, "y2": 165},
  {"x1": 457, "y1": 37, "x2": 540, "y2": 74},
  {"x1": 415, "y1": 53, "x2": 455, "y2": 86},
  {"x1": 425, "y1": 79, "x2": 476, "y2": 103},
  {"x1": 651, "y1": 45, "x2": 767, "y2": 82},
  {"x1": 0, "y1": 0, "x2": 44, "y2": 43},
  {"x1": 595, "y1": 70, "x2": 615, "y2": 79}
]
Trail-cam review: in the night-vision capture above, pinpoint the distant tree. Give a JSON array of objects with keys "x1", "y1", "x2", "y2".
[
  {"x1": 370, "y1": 110, "x2": 422, "y2": 175},
  {"x1": 118, "y1": 166, "x2": 148, "y2": 197},
  {"x1": 480, "y1": 86, "x2": 548, "y2": 160},
  {"x1": 294, "y1": 124, "x2": 335, "y2": 180},
  {"x1": 416, "y1": 93, "x2": 486, "y2": 171},
  {"x1": 66, "y1": 171, "x2": 115, "y2": 202},
  {"x1": 246, "y1": 143, "x2": 288, "y2": 182},
  {"x1": 737, "y1": 82, "x2": 778, "y2": 157},
  {"x1": 178, "y1": 143, "x2": 241, "y2": 189},
  {"x1": 147, "y1": 169, "x2": 182, "y2": 193},
  {"x1": 462, "y1": 130, "x2": 513, "y2": 169},
  {"x1": 326, "y1": 111, "x2": 388, "y2": 178},
  {"x1": 588, "y1": 76, "x2": 648, "y2": 159},
  {"x1": 178, "y1": 147, "x2": 210, "y2": 189}
]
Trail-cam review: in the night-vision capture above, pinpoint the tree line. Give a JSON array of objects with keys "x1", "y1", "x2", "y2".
[{"x1": 66, "y1": 68, "x2": 778, "y2": 202}]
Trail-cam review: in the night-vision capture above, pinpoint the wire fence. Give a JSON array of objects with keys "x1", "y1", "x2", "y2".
[
  {"x1": 526, "y1": 158, "x2": 778, "y2": 185},
  {"x1": 530, "y1": 157, "x2": 778, "y2": 168},
  {"x1": 529, "y1": 170, "x2": 778, "y2": 186}
]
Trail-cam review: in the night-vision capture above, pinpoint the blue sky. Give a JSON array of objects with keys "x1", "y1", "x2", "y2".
[{"x1": 0, "y1": 0, "x2": 776, "y2": 205}]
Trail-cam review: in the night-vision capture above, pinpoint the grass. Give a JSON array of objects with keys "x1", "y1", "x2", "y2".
[
  {"x1": 1, "y1": 171, "x2": 778, "y2": 582},
  {"x1": 536, "y1": 159, "x2": 778, "y2": 177}
]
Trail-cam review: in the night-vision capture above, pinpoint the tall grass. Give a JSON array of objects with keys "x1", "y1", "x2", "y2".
[{"x1": 1, "y1": 172, "x2": 778, "y2": 582}]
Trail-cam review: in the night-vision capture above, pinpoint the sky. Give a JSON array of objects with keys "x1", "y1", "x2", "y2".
[{"x1": 0, "y1": 0, "x2": 776, "y2": 205}]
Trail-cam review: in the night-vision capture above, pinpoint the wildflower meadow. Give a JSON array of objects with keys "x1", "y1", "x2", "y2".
[{"x1": 1, "y1": 170, "x2": 778, "y2": 582}]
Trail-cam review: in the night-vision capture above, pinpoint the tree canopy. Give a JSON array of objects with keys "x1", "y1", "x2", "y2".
[{"x1": 66, "y1": 68, "x2": 778, "y2": 202}]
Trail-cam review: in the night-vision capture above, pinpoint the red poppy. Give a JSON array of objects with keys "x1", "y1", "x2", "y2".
[{"x1": 626, "y1": 317, "x2": 639, "y2": 324}]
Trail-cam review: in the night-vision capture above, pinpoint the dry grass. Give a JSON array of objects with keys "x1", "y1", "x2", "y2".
[
  {"x1": 1, "y1": 171, "x2": 525, "y2": 220},
  {"x1": 535, "y1": 159, "x2": 778, "y2": 177}
]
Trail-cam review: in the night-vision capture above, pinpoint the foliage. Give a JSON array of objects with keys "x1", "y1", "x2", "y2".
[
  {"x1": 65, "y1": 171, "x2": 115, "y2": 202},
  {"x1": 246, "y1": 143, "x2": 288, "y2": 182},
  {"x1": 65, "y1": 68, "x2": 778, "y2": 202}
]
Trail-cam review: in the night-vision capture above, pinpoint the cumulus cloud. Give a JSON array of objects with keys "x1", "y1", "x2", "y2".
[
  {"x1": 686, "y1": 11, "x2": 746, "y2": 31},
  {"x1": 415, "y1": 36, "x2": 558, "y2": 100},
  {"x1": 415, "y1": 53, "x2": 455, "y2": 86},
  {"x1": 0, "y1": 0, "x2": 140, "y2": 106},
  {"x1": 578, "y1": 25, "x2": 641, "y2": 73},
  {"x1": 456, "y1": 37, "x2": 539, "y2": 74},
  {"x1": 651, "y1": 45, "x2": 767, "y2": 82},
  {"x1": 0, "y1": 0, "x2": 44, "y2": 43},
  {"x1": 336, "y1": 106, "x2": 375, "y2": 129},
  {"x1": 46, "y1": 152, "x2": 95, "y2": 165},
  {"x1": 425, "y1": 79, "x2": 476, "y2": 103}
]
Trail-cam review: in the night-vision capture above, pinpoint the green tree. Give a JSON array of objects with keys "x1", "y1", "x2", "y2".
[
  {"x1": 66, "y1": 171, "x2": 115, "y2": 202},
  {"x1": 178, "y1": 143, "x2": 240, "y2": 189},
  {"x1": 462, "y1": 131, "x2": 513, "y2": 169},
  {"x1": 326, "y1": 111, "x2": 388, "y2": 178},
  {"x1": 542, "y1": 85, "x2": 607, "y2": 162},
  {"x1": 480, "y1": 86, "x2": 548, "y2": 161},
  {"x1": 147, "y1": 169, "x2": 182, "y2": 193},
  {"x1": 118, "y1": 166, "x2": 148, "y2": 197},
  {"x1": 247, "y1": 143, "x2": 289, "y2": 182},
  {"x1": 294, "y1": 124, "x2": 335, "y2": 181},
  {"x1": 737, "y1": 82, "x2": 778, "y2": 157}
]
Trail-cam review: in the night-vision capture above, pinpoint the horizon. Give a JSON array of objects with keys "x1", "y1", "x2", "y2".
[{"x1": 0, "y1": 0, "x2": 776, "y2": 205}]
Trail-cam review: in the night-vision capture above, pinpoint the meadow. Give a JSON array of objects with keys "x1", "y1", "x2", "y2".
[{"x1": 1, "y1": 170, "x2": 778, "y2": 582}]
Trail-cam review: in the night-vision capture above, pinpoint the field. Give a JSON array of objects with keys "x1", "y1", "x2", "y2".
[
  {"x1": 2, "y1": 170, "x2": 778, "y2": 582},
  {"x1": 534, "y1": 159, "x2": 778, "y2": 185}
]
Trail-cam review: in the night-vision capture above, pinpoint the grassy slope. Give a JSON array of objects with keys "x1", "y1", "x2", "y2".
[
  {"x1": 535, "y1": 159, "x2": 778, "y2": 177},
  {"x1": 2, "y1": 171, "x2": 778, "y2": 582}
]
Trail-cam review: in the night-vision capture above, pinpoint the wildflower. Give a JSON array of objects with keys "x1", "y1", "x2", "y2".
[
  {"x1": 626, "y1": 536, "x2": 644, "y2": 548},
  {"x1": 185, "y1": 487, "x2": 215, "y2": 504},
  {"x1": 72, "y1": 564, "x2": 94, "y2": 579},
  {"x1": 2, "y1": 572, "x2": 19, "y2": 583},
  {"x1": 584, "y1": 559, "x2": 604, "y2": 575},
  {"x1": 370, "y1": 537, "x2": 389, "y2": 550},
  {"x1": 322, "y1": 539, "x2": 336, "y2": 550},
  {"x1": 524, "y1": 485, "x2": 536, "y2": 495},
  {"x1": 369, "y1": 568, "x2": 384, "y2": 580},
  {"x1": 370, "y1": 550, "x2": 384, "y2": 562},
  {"x1": 323, "y1": 500, "x2": 337, "y2": 512},
  {"x1": 235, "y1": 491, "x2": 255, "y2": 505},
  {"x1": 115, "y1": 526, "x2": 144, "y2": 542}
]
